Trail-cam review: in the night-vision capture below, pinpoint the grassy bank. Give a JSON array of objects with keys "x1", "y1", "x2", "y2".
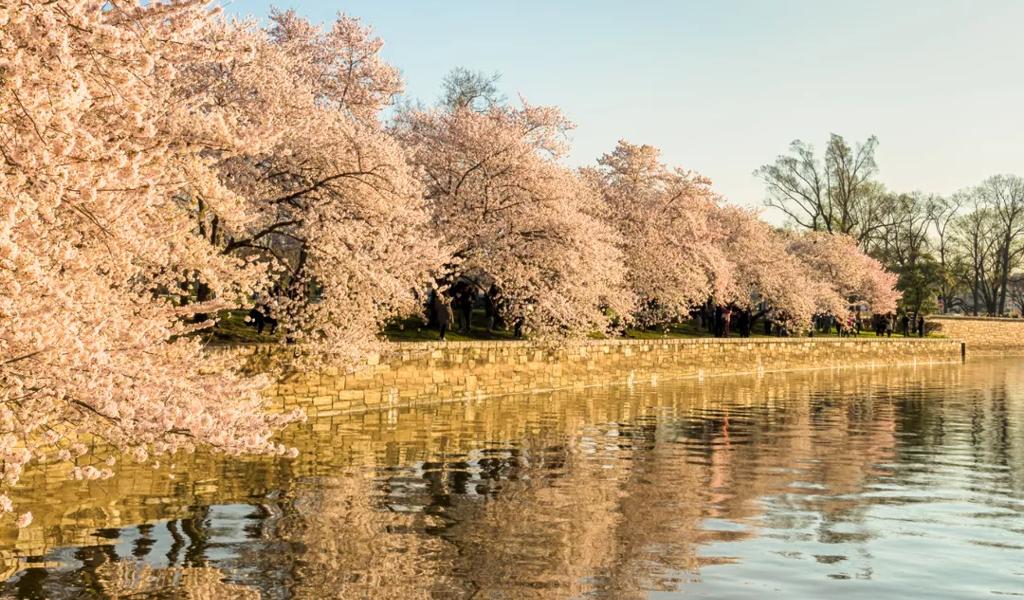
[{"x1": 203, "y1": 309, "x2": 935, "y2": 346}]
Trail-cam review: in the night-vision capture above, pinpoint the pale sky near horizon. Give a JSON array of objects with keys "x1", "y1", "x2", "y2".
[{"x1": 223, "y1": 0, "x2": 1024, "y2": 222}]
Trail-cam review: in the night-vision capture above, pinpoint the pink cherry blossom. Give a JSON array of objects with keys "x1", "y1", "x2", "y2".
[
  {"x1": 788, "y1": 232, "x2": 901, "y2": 316},
  {"x1": 187, "y1": 11, "x2": 445, "y2": 366},
  {"x1": 0, "y1": 0, "x2": 299, "y2": 521},
  {"x1": 396, "y1": 102, "x2": 631, "y2": 336},
  {"x1": 588, "y1": 141, "x2": 731, "y2": 326}
]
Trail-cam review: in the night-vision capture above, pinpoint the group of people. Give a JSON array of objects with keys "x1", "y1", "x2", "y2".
[
  {"x1": 813, "y1": 314, "x2": 857, "y2": 337},
  {"x1": 427, "y1": 283, "x2": 501, "y2": 340},
  {"x1": 417, "y1": 285, "x2": 933, "y2": 342},
  {"x1": 811, "y1": 311, "x2": 927, "y2": 338},
  {"x1": 871, "y1": 313, "x2": 927, "y2": 337},
  {"x1": 709, "y1": 305, "x2": 756, "y2": 338}
]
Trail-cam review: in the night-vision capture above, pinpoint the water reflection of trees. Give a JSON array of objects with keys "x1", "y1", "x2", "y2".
[
  {"x1": 250, "y1": 363, "x2": 1006, "y2": 599},
  {"x1": 4, "y1": 540, "x2": 262, "y2": 598},
  {"x1": 93, "y1": 561, "x2": 260, "y2": 599},
  {"x1": 893, "y1": 361, "x2": 1024, "y2": 497},
  {"x1": 2, "y1": 361, "x2": 1023, "y2": 598}
]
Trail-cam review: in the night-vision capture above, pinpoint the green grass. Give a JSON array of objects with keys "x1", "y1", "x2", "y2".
[
  {"x1": 199, "y1": 309, "x2": 280, "y2": 346},
  {"x1": 382, "y1": 311, "x2": 521, "y2": 342},
  {"x1": 621, "y1": 321, "x2": 706, "y2": 339}
]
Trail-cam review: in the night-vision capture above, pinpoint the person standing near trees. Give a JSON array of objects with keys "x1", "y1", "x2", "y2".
[
  {"x1": 483, "y1": 285, "x2": 499, "y2": 332},
  {"x1": 917, "y1": 315, "x2": 926, "y2": 337},
  {"x1": 460, "y1": 287, "x2": 475, "y2": 333},
  {"x1": 513, "y1": 316, "x2": 526, "y2": 338},
  {"x1": 432, "y1": 291, "x2": 454, "y2": 340},
  {"x1": 451, "y1": 285, "x2": 474, "y2": 334}
]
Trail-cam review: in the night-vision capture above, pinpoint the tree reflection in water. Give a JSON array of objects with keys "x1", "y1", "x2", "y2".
[{"x1": 2, "y1": 360, "x2": 1023, "y2": 599}]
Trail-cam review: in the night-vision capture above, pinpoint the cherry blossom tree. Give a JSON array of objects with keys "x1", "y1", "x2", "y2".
[
  {"x1": 396, "y1": 96, "x2": 629, "y2": 336},
  {"x1": 0, "y1": 0, "x2": 301, "y2": 524},
  {"x1": 184, "y1": 10, "x2": 444, "y2": 364},
  {"x1": 587, "y1": 141, "x2": 731, "y2": 327},
  {"x1": 265, "y1": 8, "x2": 403, "y2": 122},
  {"x1": 590, "y1": 141, "x2": 894, "y2": 332},
  {"x1": 712, "y1": 206, "x2": 827, "y2": 330},
  {"x1": 788, "y1": 232, "x2": 901, "y2": 316}
]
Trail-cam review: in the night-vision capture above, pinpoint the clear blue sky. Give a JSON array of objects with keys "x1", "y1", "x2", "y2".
[{"x1": 223, "y1": 0, "x2": 1024, "y2": 221}]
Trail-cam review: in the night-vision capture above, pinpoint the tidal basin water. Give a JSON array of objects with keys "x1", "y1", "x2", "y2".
[{"x1": 2, "y1": 359, "x2": 1023, "y2": 599}]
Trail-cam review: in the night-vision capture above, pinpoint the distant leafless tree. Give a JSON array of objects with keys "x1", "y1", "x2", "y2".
[
  {"x1": 951, "y1": 204, "x2": 1002, "y2": 315},
  {"x1": 755, "y1": 134, "x2": 887, "y2": 246},
  {"x1": 440, "y1": 67, "x2": 505, "y2": 112},
  {"x1": 976, "y1": 174, "x2": 1024, "y2": 314},
  {"x1": 1008, "y1": 273, "x2": 1024, "y2": 315},
  {"x1": 926, "y1": 193, "x2": 963, "y2": 313}
]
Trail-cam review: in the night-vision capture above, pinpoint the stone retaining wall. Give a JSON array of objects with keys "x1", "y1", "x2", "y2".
[
  {"x1": 224, "y1": 338, "x2": 965, "y2": 418},
  {"x1": 929, "y1": 316, "x2": 1024, "y2": 353}
]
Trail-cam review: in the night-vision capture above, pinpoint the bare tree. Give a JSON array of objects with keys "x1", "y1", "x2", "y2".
[
  {"x1": 755, "y1": 134, "x2": 885, "y2": 246},
  {"x1": 1008, "y1": 273, "x2": 1024, "y2": 315},
  {"x1": 951, "y1": 204, "x2": 1001, "y2": 315},
  {"x1": 976, "y1": 174, "x2": 1024, "y2": 314},
  {"x1": 926, "y1": 193, "x2": 963, "y2": 313},
  {"x1": 871, "y1": 191, "x2": 931, "y2": 267},
  {"x1": 440, "y1": 67, "x2": 505, "y2": 112},
  {"x1": 867, "y1": 192, "x2": 945, "y2": 317}
]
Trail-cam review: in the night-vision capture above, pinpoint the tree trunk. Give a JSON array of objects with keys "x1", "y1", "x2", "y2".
[
  {"x1": 998, "y1": 234, "x2": 1012, "y2": 315},
  {"x1": 972, "y1": 273, "x2": 980, "y2": 316}
]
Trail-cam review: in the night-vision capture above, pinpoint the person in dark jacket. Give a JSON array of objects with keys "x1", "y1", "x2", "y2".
[
  {"x1": 458, "y1": 287, "x2": 475, "y2": 334},
  {"x1": 917, "y1": 315, "x2": 926, "y2": 337},
  {"x1": 483, "y1": 285, "x2": 498, "y2": 332},
  {"x1": 431, "y1": 292, "x2": 454, "y2": 340},
  {"x1": 900, "y1": 314, "x2": 911, "y2": 337},
  {"x1": 450, "y1": 286, "x2": 467, "y2": 333},
  {"x1": 249, "y1": 305, "x2": 277, "y2": 335}
]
